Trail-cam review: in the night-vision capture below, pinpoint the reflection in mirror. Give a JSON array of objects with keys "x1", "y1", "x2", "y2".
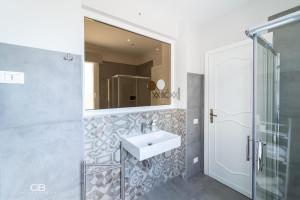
[
  {"x1": 84, "y1": 17, "x2": 171, "y2": 110},
  {"x1": 156, "y1": 79, "x2": 166, "y2": 91},
  {"x1": 147, "y1": 80, "x2": 157, "y2": 91}
]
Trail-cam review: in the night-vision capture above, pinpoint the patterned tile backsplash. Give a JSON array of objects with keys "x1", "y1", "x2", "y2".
[{"x1": 84, "y1": 109, "x2": 186, "y2": 200}]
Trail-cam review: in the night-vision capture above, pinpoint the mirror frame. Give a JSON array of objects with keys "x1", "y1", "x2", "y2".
[{"x1": 82, "y1": 8, "x2": 176, "y2": 116}]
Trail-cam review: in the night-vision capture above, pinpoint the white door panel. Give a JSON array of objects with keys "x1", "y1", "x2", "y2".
[{"x1": 206, "y1": 40, "x2": 252, "y2": 198}]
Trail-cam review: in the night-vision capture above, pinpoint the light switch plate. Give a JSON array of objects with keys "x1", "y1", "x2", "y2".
[
  {"x1": 193, "y1": 157, "x2": 199, "y2": 164},
  {"x1": 193, "y1": 118, "x2": 199, "y2": 124},
  {"x1": 30, "y1": 184, "x2": 46, "y2": 192},
  {"x1": 0, "y1": 71, "x2": 24, "y2": 84}
]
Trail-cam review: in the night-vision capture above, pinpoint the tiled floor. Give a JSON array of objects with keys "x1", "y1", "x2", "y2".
[{"x1": 137, "y1": 174, "x2": 250, "y2": 200}]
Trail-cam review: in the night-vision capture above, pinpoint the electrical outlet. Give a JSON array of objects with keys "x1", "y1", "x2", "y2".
[
  {"x1": 193, "y1": 157, "x2": 199, "y2": 164},
  {"x1": 193, "y1": 118, "x2": 198, "y2": 124}
]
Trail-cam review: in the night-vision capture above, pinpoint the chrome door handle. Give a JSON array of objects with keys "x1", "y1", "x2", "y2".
[
  {"x1": 210, "y1": 109, "x2": 217, "y2": 123},
  {"x1": 246, "y1": 136, "x2": 250, "y2": 161}
]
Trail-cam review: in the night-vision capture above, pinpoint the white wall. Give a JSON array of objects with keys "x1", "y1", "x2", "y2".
[
  {"x1": 0, "y1": 0, "x2": 179, "y2": 58},
  {"x1": 81, "y1": 0, "x2": 178, "y2": 39},
  {"x1": 0, "y1": 0, "x2": 83, "y2": 55},
  {"x1": 187, "y1": 0, "x2": 300, "y2": 74},
  {"x1": 175, "y1": 20, "x2": 189, "y2": 108}
]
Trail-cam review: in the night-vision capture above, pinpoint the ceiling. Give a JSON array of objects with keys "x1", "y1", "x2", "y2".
[
  {"x1": 156, "y1": 0, "x2": 253, "y2": 23},
  {"x1": 84, "y1": 18, "x2": 164, "y2": 57}
]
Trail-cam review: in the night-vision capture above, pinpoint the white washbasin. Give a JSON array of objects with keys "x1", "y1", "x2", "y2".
[{"x1": 121, "y1": 130, "x2": 181, "y2": 161}]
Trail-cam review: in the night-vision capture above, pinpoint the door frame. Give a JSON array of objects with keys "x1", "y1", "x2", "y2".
[{"x1": 204, "y1": 39, "x2": 252, "y2": 192}]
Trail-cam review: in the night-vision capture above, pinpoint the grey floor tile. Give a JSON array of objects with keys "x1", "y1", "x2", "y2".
[{"x1": 137, "y1": 174, "x2": 250, "y2": 200}]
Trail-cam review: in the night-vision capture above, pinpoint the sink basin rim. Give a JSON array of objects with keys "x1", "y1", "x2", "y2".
[{"x1": 121, "y1": 130, "x2": 181, "y2": 161}]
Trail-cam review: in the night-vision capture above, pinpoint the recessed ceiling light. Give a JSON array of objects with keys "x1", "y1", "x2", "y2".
[{"x1": 127, "y1": 39, "x2": 131, "y2": 42}]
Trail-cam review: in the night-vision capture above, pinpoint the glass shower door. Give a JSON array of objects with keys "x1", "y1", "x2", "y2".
[
  {"x1": 255, "y1": 35, "x2": 289, "y2": 200},
  {"x1": 248, "y1": 10, "x2": 300, "y2": 200}
]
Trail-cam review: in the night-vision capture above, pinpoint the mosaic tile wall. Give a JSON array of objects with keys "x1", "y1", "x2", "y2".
[{"x1": 83, "y1": 109, "x2": 186, "y2": 200}]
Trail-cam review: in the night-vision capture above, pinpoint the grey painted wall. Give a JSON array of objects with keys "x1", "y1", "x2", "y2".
[
  {"x1": 273, "y1": 20, "x2": 300, "y2": 199},
  {"x1": 186, "y1": 73, "x2": 204, "y2": 178},
  {"x1": 0, "y1": 43, "x2": 83, "y2": 200}
]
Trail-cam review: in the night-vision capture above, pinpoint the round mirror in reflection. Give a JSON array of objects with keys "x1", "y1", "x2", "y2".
[{"x1": 156, "y1": 79, "x2": 166, "y2": 91}]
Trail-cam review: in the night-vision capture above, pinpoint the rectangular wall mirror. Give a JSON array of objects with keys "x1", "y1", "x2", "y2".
[{"x1": 84, "y1": 17, "x2": 171, "y2": 110}]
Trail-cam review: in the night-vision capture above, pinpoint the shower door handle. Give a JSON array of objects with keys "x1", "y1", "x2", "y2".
[{"x1": 257, "y1": 141, "x2": 266, "y2": 171}]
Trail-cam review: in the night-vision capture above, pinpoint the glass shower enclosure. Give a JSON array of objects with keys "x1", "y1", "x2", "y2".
[
  {"x1": 247, "y1": 10, "x2": 300, "y2": 200},
  {"x1": 107, "y1": 74, "x2": 151, "y2": 108}
]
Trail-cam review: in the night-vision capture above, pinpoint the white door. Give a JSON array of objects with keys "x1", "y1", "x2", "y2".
[{"x1": 205, "y1": 40, "x2": 252, "y2": 198}]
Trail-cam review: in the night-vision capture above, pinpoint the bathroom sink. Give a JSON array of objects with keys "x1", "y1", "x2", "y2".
[{"x1": 121, "y1": 130, "x2": 181, "y2": 161}]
